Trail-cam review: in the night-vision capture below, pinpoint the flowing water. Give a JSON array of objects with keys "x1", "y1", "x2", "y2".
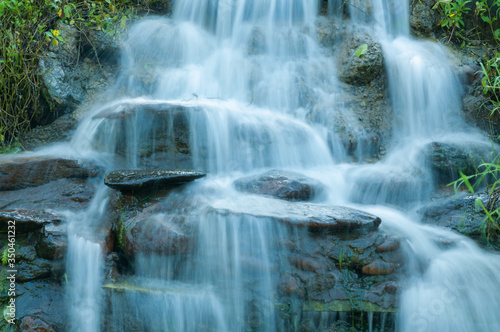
[{"x1": 53, "y1": 0, "x2": 500, "y2": 331}]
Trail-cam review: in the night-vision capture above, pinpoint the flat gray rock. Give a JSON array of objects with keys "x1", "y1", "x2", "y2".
[
  {"x1": 210, "y1": 196, "x2": 381, "y2": 232},
  {"x1": 233, "y1": 169, "x2": 325, "y2": 201},
  {"x1": 104, "y1": 169, "x2": 206, "y2": 192},
  {"x1": 0, "y1": 155, "x2": 104, "y2": 191},
  {"x1": 0, "y1": 209, "x2": 64, "y2": 233}
]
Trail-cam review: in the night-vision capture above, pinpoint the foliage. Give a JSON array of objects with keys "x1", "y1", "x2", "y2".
[
  {"x1": 449, "y1": 149, "x2": 500, "y2": 242},
  {"x1": 1, "y1": 247, "x2": 8, "y2": 266},
  {"x1": 0, "y1": 0, "x2": 159, "y2": 150},
  {"x1": 434, "y1": 0, "x2": 500, "y2": 43},
  {"x1": 475, "y1": 0, "x2": 500, "y2": 43},
  {"x1": 433, "y1": 0, "x2": 472, "y2": 43},
  {"x1": 354, "y1": 43, "x2": 368, "y2": 58},
  {"x1": 479, "y1": 53, "x2": 500, "y2": 118},
  {"x1": 0, "y1": 0, "x2": 54, "y2": 150}
]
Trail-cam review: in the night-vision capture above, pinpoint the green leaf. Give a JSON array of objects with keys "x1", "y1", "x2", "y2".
[
  {"x1": 355, "y1": 44, "x2": 368, "y2": 58},
  {"x1": 459, "y1": 170, "x2": 475, "y2": 194},
  {"x1": 481, "y1": 15, "x2": 491, "y2": 24},
  {"x1": 494, "y1": 29, "x2": 500, "y2": 41}
]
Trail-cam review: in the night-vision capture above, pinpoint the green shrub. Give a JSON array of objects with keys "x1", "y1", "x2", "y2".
[
  {"x1": 450, "y1": 149, "x2": 500, "y2": 242},
  {"x1": 0, "y1": 0, "x2": 160, "y2": 151}
]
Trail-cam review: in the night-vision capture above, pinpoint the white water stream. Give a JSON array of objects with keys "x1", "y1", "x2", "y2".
[{"x1": 57, "y1": 0, "x2": 500, "y2": 331}]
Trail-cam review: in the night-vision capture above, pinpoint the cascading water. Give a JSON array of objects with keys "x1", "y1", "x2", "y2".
[{"x1": 53, "y1": 0, "x2": 500, "y2": 331}]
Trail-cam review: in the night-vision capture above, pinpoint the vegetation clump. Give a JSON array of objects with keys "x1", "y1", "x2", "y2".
[{"x1": 0, "y1": 0, "x2": 166, "y2": 151}]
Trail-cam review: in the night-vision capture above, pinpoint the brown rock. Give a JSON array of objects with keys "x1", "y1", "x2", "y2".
[
  {"x1": 361, "y1": 261, "x2": 396, "y2": 275},
  {"x1": 290, "y1": 255, "x2": 326, "y2": 271},
  {"x1": 233, "y1": 169, "x2": 324, "y2": 201},
  {"x1": 376, "y1": 237, "x2": 400, "y2": 252},
  {"x1": 122, "y1": 208, "x2": 192, "y2": 257},
  {"x1": 20, "y1": 316, "x2": 56, "y2": 332},
  {"x1": 279, "y1": 274, "x2": 304, "y2": 297},
  {"x1": 0, "y1": 155, "x2": 103, "y2": 191}
]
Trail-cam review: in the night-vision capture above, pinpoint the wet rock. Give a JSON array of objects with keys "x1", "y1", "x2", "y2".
[
  {"x1": 459, "y1": 65, "x2": 483, "y2": 85},
  {"x1": 0, "y1": 209, "x2": 64, "y2": 233},
  {"x1": 233, "y1": 170, "x2": 324, "y2": 201},
  {"x1": 290, "y1": 254, "x2": 326, "y2": 271},
  {"x1": 0, "y1": 155, "x2": 104, "y2": 191},
  {"x1": 361, "y1": 261, "x2": 396, "y2": 275},
  {"x1": 426, "y1": 141, "x2": 493, "y2": 185},
  {"x1": 38, "y1": 21, "x2": 118, "y2": 117},
  {"x1": 323, "y1": 231, "x2": 384, "y2": 269},
  {"x1": 410, "y1": 0, "x2": 439, "y2": 37},
  {"x1": 0, "y1": 178, "x2": 97, "y2": 211},
  {"x1": 349, "y1": 168, "x2": 432, "y2": 206},
  {"x1": 19, "y1": 113, "x2": 78, "y2": 150},
  {"x1": 121, "y1": 206, "x2": 192, "y2": 257},
  {"x1": 104, "y1": 169, "x2": 206, "y2": 193},
  {"x1": 419, "y1": 192, "x2": 489, "y2": 238},
  {"x1": 384, "y1": 282, "x2": 399, "y2": 295},
  {"x1": 36, "y1": 223, "x2": 68, "y2": 260},
  {"x1": 279, "y1": 274, "x2": 304, "y2": 297},
  {"x1": 20, "y1": 316, "x2": 56, "y2": 332},
  {"x1": 210, "y1": 196, "x2": 382, "y2": 232},
  {"x1": 337, "y1": 31, "x2": 384, "y2": 85},
  {"x1": 16, "y1": 280, "x2": 67, "y2": 331},
  {"x1": 17, "y1": 258, "x2": 53, "y2": 282},
  {"x1": 376, "y1": 237, "x2": 400, "y2": 252},
  {"x1": 304, "y1": 272, "x2": 337, "y2": 300},
  {"x1": 91, "y1": 102, "x2": 196, "y2": 169}
]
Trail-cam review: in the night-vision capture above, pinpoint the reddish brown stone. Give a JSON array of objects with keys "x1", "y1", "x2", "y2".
[
  {"x1": 0, "y1": 156, "x2": 103, "y2": 191},
  {"x1": 279, "y1": 274, "x2": 304, "y2": 297},
  {"x1": 361, "y1": 261, "x2": 396, "y2": 275},
  {"x1": 376, "y1": 237, "x2": 400, "y2": 252},
  {"x1": 290, "y1": 255, "x2": 326, "y2": 271},
  {"x1": 20, "y1": 316, "x2": 56, "y2": 332}
]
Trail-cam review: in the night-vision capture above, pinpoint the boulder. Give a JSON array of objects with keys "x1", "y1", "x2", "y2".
[
  {"x1": 233, "y1": 170, "x2": 324, "y2": 201},
  {"x1": 19, "y1": 113, "x2": 78, "y2": 150},
  {"x1": 20, "y1": 316, "x2": 56, "y2": 332},
  {"x1": 121, "y1": 205, "x2": 193, "y2": 257},
  {"x1": 104, "y1": 169, "x2": 206, "y2": 193},
  {"x1": 410, "y1": 0, "x2": 439, "y2": 37},
  {"x1": 376, "y1": 237, "x2": 400, "y2": 252},
  {"x1": 0, "y1": 155, "x2": 104, "y2": 191},
  {"x1": 36, "y1": 223, "x2": 68, "y2": 260},
  {"x1": 91, "y1": 102, "x2": 196, "y2": 170},
  {"x1": 0, "y1": 178, "x2": 97, "y2": 211},
  {"x1": 0, "y1": 209, "x2": 64, "y2": 233},
  {"x1": 419, "y1": 192, "x2": 489, "y2": 239},
  {"x1": 38, "y1": 21, "x2": 118, "y2": 117},
  {"x1": 361, "y1": 261, "x2": 396, "y2": 275},
  {"x1": 425, "y1": 141, "x2": 494, "y2": 185},
  {"x1": 210, "y1": 196, "x2": 381, "y2": 232},
  {"x1": 337, "y1": 31, "x2": 384, "y2": 85},
  {"x1": 16, "y1": 280, "x2": 67, "y2": 331}
]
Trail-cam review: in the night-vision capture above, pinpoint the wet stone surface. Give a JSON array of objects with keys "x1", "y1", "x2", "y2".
[
  {"x1": 104, "y1": 169, "x2": 206, "y2": 193},
  {"x1": 210, "y1": 196, "x2": 382, "y2": 232},
  {"x1": 0, "y1": 155, "x2": 104, "y2": 191},
  {"x1": 233, "y1": 169, "x2": 325, "y2": 201}
]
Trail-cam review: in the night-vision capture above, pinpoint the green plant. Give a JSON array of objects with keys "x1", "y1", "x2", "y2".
[
  {"x1": 1, "y1": 247, "x2": 8, "y2": 266},
  {"x1": 434, "y1": 0, "x2": 472, "y2": 43},
  {"x1": 475, "y1": 0, "x2": 500, "y2": 43},
  {"x1": 479, "y1": 53, "x2": 500, "y2": 118},
  {"x1": 449, "y1": 150, "x2": 500, "y2": 242},
  {"x1": 0, "y1": 0, "x2": 154, "y2": 148},
  {"x1": 354, "y1": 43, "x2": 368, "y2": 58}
]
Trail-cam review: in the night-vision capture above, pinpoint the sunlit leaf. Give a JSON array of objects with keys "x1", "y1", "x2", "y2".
[{"x1": 355, "y1": 44, "x2": 368, "y2": 58}]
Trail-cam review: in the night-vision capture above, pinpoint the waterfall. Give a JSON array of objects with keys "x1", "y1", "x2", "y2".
[{"x1": 57, "y1": 0, "x2": 500, "y2": 331}]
